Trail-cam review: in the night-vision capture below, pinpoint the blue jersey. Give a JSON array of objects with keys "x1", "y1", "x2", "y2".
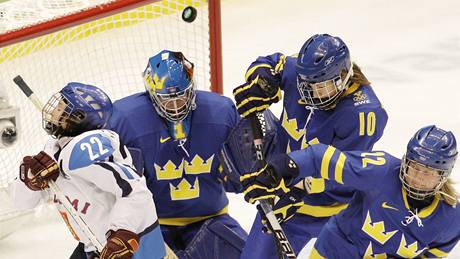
[
  {"x1": 108, "y1": 91, "x2": 239, "y2": 226},
  {"x1": 290, "y1": 144, "x2": 460, "y2": 258},
  {"x1": 248, "y1": 53, "x2": 388, "y2": 215}
]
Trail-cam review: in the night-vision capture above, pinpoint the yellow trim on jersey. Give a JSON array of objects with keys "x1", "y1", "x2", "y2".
[
  {"x1": 426, "y1": 248, "x2": 448, "y2": 257},
  {"x1": 309, "y1": 247, "x2": 326, "y2": 259},
  {"x1": 159, "y1": 206, "x2": 228, "y2": 226},
  {"x1": 274, "y1": 54, "x2": 286, "y2": 74},
  {"x1": 342, "y1": 83, "x2": 361, "y2": 97},
  {"x1": 236, "y1": 91, "x2": 280, "y2": 109},
  {"x1": 334, "y1": 152, "x2": 347, "y2": 184},
  {"x1": 401, "y1": 188, "x2": 440, "y2": 218},
  {"x1": 308, "y1": 178, "x2": 326, "y2": 194},
  {"x1": 320, "y1": 146, "x2": 336, "y2": 180},
  {"x1": 245, "y1": 64, "x2": 273, "y2": 82},
  {"x1": 297, "y1": 202, "x2": 349, "y2": 217}
]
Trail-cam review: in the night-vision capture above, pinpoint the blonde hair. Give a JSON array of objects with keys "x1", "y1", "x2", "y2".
[
  {"x1": 349, "y1": 62, "x2": 371, "y2": 85},
  {"x1": 439, "y1": 178, "x2": 459, "y2": 206}
]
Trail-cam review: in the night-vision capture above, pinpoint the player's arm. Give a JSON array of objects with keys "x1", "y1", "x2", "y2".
[
  {"x1": 233, "y1": 53, "x2": 286, "y2": 118},
  {"x1": 289, "y1": 143, "x2": 392, "y2": 192},
  {"x1": 73, "y1": 160, "x2": 158, "y2": 258},
  {"x1": 332, "y1": 106, "x2": 388, "y2": 151},
  {"x1": 241, "y1": 143, "x2": 393, "y2": 203}
]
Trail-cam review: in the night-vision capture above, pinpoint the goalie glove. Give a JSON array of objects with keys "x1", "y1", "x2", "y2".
[
  {"x1": 19, "y1": 151, "x2": 59, "y2": 191},
  {"x1": 100, "y1": 229, "x2": 140, "y2": 259},
  {"x1": 233, "y1": 66, "x2": 281, "y2": 118}
]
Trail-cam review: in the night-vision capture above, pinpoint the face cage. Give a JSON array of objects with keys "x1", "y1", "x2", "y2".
[
  {"x1": 399, "y1": 156, "x2": 449, "y2": 200},
  {"x1": 297, "y1": 63, "x2": 353, "y2": 110},
  {"x1": 150, "y1": 81, "x2": 196, "y2": 122},
  {"x1": 42, "y1": 93, "x2": 81, "y2": 138}
]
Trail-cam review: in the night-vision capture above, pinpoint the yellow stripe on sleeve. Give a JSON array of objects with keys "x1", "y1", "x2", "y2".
[
  {"x1": 334, "y1": 152, "x2": 347, "y2": 184},
  {"x1": 427, "y1": 248, "x2": 448, "y2": 257},
  {"x1": 320, "y1": 146, "x2": 336, "y2": 180}
]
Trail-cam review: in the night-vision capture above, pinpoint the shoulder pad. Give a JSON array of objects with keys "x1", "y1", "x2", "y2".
[{"x1": 66, "y1": 130, "x2": 116, "y2": 170}]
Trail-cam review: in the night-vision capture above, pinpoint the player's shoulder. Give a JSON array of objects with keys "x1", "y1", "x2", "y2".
[
  {"x1": 113, "y1": 92, "x2": 151, "y2": 112},
  {"x1": 109, "y1": 91, "x2": 163, "y2": 132},
  {"x1": 195, "y1": 91, "x2": 236, "y2": 117},
  {"x1": 60, "y1": 129, "x2": 119, "y2": 171},
  {"x1": 338, "y1": 84, "x2": 384, "y2": 111},
  {"x1": 193, "y1": 91, "x2": 238, "y2": 127},
  {"x1": 334, "y1": 84, "x2": 387, "y2": 121}
]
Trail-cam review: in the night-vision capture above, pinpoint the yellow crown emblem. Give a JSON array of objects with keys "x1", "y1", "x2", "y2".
[
  {"x1": 144, "y1": 72, "x2": 167, "y2": 92},
  {"x1": 185, "y1": 155, "x2": 214, "y2": 175},
  {"x1": 155, "y1": 160, "x2": 184, "y2": 180},
  {"x1": 170, "y1": 178, "x2": 200, "y2": 200},
  {"x1": 281, "y1": 108, "x2": 305, "y2": 141}
]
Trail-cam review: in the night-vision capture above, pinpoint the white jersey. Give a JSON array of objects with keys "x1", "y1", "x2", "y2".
[{"x1": 13, "y1": 129, "x2": 159, "y2": 253}]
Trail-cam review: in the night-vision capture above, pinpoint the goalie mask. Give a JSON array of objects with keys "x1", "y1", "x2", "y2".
[
  {"x1": 296, "y1": 34, "x2": 353, "y2": 110},
  {"x1": 42, "y1": 82, "x2": 113, "y2": 138},
  {"x1": 143, "y1": 50, "x2": 196, "y2": 122},
  {"x1": 400, "y1": 125, "x2": 458, "y2": 200}
]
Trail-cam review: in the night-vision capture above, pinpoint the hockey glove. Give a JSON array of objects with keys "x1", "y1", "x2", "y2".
[
  {"x1": 272, "y1": 187, "x2": 308, "y2": 224},
  {"x1": 100, "y1": 229, "x2": 140, "y2": 259},
  {"x1": 240, "y1": 154, "x2": 299, "y2": 204},
  {"x1": 19, "y1": 151, "x2": 59, "y2": 191},
  {"x1": 233, "y1": 66, "x2": 281, "y2": 118},
  {"x1": 240, "y1": 163, "x2": 284, "y2": 204}
]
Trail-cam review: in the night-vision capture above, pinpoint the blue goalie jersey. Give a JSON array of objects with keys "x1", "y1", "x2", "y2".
[
  {"x1": 289, "y1": 144, "x2": 460, "y2": 258},
  {"x1": 108, "y1": 91, "x2": 239, "y2": 226}
]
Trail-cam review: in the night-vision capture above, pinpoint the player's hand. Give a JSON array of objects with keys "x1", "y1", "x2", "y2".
[
  {"x1": 100, "y1": 229, "x2": 140, "y2": 259},
  {"x1": 240, "y1": 163, "x2": 284, "y2": 204},
  {"x1": 233, "y1": 66, "x2": 281, "y2": 118},
  {"x1": 240, "y1": 153, "x2": 300, "y2": 204},
  {"x1": 19, "y1": 151, "x2": 59, "y2": 191},
  {"x1": 272, "y1": 187, "x2": 307, "y2": 224}
]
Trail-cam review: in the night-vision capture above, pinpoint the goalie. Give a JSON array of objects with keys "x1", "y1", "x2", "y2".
[
  {"x1": 11, "y1": 83, "x2": 166, "y2": 259},
  {"x1": 107, "y1": 50, "x2": 248, "y2": 259}
]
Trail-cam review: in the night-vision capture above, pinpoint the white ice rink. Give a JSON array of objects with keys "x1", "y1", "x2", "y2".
[{"x1": 1, "y1": 0, "x2": 460, "y2": 258}]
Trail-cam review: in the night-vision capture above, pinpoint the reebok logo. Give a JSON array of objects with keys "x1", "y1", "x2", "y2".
[
  {"x1": 160, "y1": 136, "x2": 171, "y2": 143},
  {"x1": 381, "y1": 202, "x2": 399, "y2": 211}
]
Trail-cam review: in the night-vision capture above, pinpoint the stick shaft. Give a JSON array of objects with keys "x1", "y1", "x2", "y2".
[{"x1": 249, "y1": 114, "x2": 296, "y2": 259}]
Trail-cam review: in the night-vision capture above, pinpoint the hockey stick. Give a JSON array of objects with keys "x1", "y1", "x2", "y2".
[
  {"x1": 250, "y1": 113, "x2": 296, "y2": 259},
  {"x1": 13, "y1": 75, "x2": 105, "y2": 252}
]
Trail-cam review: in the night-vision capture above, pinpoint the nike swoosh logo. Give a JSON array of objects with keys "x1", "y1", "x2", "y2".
[
  {"x1": 381, "y1": 202, "x2": 399, "y2": 211},
  {"x1": 160, "y1": 136, "x2": 171, "y2": 143}
]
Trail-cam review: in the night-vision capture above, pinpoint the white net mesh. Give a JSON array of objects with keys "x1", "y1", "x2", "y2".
[{"x1": 0, "y1": 0, "x2": 215, "y2": 190}]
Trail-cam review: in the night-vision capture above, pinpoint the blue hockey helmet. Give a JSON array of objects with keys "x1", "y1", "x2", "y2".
[
  {"x1": 296, "y1": 34, "x2": 353, "y2": 110},
  {"x1": 42, "y1": 82, "x2": 113, "y2": 138},
  {"x1": 143, "y1": 50, "x2": 196, "y2": 122},
  {"x1": 400, "y1": 125, "x2": 458, "y2": 200}
]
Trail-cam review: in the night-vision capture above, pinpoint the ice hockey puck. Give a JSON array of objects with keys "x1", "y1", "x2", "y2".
[{"x1": 182, "y1": 6, "x2": 197, "y2": 23}]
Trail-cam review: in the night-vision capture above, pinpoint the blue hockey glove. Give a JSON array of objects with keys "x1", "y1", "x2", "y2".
[
  {"x1": 272, "y1": 187, "x2": 308, "y2": 224},
  {"x1": 240, "y1": 154, "x2": 299, "y2": 204},
  {"x1": 233, "y1": 66, "x2": 281, "y2": 118}
]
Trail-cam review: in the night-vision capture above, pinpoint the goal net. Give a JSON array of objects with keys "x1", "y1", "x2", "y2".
[{"x1": 0, "y1": 0, "x2": 222, "y2": 238}]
